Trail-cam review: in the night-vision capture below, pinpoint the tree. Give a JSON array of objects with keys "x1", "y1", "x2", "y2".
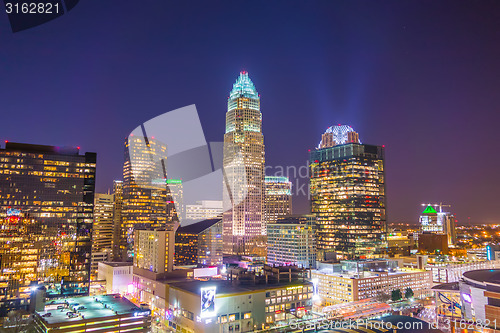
[
  {"x1": 405, "y1": 287, "x2": 414, "y2": 299},
  {"x1": 391, "y1": 289, "x2": 402, "y2": 302},
  {"x1": 375, "y1": 292, "x2": 390, "y2": 303}
]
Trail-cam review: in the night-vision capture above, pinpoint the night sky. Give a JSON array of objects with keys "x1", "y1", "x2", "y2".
[{"x1": 1, "y1": 1, "x2": 499, "y2": 224}]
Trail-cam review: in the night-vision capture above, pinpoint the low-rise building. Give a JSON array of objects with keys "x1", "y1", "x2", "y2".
[
  {"x1": 460, "y1": 269, "x2": 500, "y2": 329},
  {"x1": 312, "y1": 259, "x2": 432, "y2": 305},
  {"x1": 97, "y1": 262, "x2": 133, "y2": 295},
  {"x1": 427, "y1": 259, "x2": 500, "y2": 283},
  {"x1": 167, "y1": 279, "x2": 313, "y2": 333},
  {"x1": 33, "y1": 295, "x2": 150, "y2": 333}
]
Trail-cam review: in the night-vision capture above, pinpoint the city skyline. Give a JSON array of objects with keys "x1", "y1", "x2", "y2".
[{"x1": 1, "y1": 1, "x2": 500, "y2": 225}]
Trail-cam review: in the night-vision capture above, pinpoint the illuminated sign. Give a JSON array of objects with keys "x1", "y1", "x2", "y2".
[
  {"x1": 200, "y1": 287, "x2": 216, "y2": 318},
  {"x1": 463, "y1": 293, "x2": 472, "y2": 303},
  {"x1": 286, "y1": 285, "x2": 303, "y2": 291},
  {"x1": 6, "y1": 208, "x2": 21, "y2": 216}
]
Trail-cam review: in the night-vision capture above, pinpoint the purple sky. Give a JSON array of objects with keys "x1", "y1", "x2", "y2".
[{"x1": 1, "y1": 1, "x2": 499, "y2": 224}]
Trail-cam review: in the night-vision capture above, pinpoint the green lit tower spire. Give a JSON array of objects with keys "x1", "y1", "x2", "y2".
[{"x1": 223, "y1": 71, "x2": 266, "y2": 255}]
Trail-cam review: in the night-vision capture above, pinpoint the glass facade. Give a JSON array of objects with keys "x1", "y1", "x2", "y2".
[
  {"x1": 223, "y1": 71, "x2": 265, "y2": 255},
  {"x1": 267, "y1": 215, "x2": 316, "y2": 268},
  {"x1": 122, "y1": 136, "x2": 172, "y2": 259},
  {"x1": 309, "y1": 142, "x2": 386, "y2": 260},
  {"x1": 0, "y1": 142, "x2": 96, "y2": 313},
  {"x1": 264, "y1": 176, "x2": 292, "y2": 225}
]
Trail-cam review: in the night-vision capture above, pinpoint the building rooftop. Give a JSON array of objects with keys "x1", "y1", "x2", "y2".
[
  {"x1": 169, "y1": 279, "x2": 311, "y2": 296},
  {"x1": 100, "y1": 262, "x2": 133, "y2": 268},
  {"x1": 3, "y1": 142, "x2": 84, "y2": 155},
  {"x1": 463, "y1": 269, "x2": 500, "y2": 286},
  {"x1": 37, "y1": 295, "x2": 146, "y2": 325},
  {"x1": 431, "y1": 282, "x2": 460, "y2": 292},
  {"x1": 229, "y1": 71, "x2": 259, "y2": 100},
  {"x1": 176, "y1": 218, "x2": 221, "y2": 235}
]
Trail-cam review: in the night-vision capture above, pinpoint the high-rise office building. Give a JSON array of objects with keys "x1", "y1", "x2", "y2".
[
  {"x1": 309, "y1": 125, "x2": 386, "y2": 260},
  {"x1": 122, "y1": 136, "x2": 170, "y2": 259},
  {"x1": 0, "y1": 142, "x2": 96, "y2": 312},
  {"x1": 264, "y1": 176, "x2": 292, "y2": 224},
  {"x1": 92, "y1": 193, "x2": 114, "y2": 253},
  {"x1": 166, "y1": 178, "x2": 184, "y2": 222},
  {"x1": 112, "y1": 180, "x2": 123, "y2": 261},
  {"x1": 419, "y1": 204, "x2": 456, "y2": 246},
  {"x1": 267, "y1": 215, "x2": 317, "y2": 268},
  {"x1": 134, "y1": 228, "x2": 175, "y2": 275},
  {"x1": 90, "y1": 193, "x2": 114, "y2": 278},
  {"x1": 222, "y1": 71, "x2": 265, "y2": 255},
  {"x1": 175, "y1": 219, "x2": 223, "y2": 267}
]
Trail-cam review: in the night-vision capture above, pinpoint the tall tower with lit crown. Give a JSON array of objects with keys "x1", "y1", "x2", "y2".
[
  {"x1": 310, "y1": 125, "x2": 386, "y2": 260},
  {"x1": 222, "y1": 71, "x2": 265, "y2": 255}
]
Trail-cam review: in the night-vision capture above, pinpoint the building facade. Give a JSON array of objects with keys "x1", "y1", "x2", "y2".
[
  {"x1": 427, "y1": 259, "x2": 500, "y2": 283},
  {"x1": 97, "y1": 262, "x2": 133, "y2": 295},
  {"x1": 134, "y1": 228, "x2": 175, "y2": 275},
  {"x1": 312, "y1": 260, "x2": 431, "y2": 305},
  {"x1": 264, "y1": 176, "x2": 292, "y2": 225},
  {"x1": 0, "y1": 142, "x2": 95, "y2": 314},
  {"x1": 309, "y1": 125, "x2": 386, "y2": 260},
  {"x1": 222, "y1": 71, "x2": 265, "y2": 255},
  {"x1": 91, "y1": 193, "x2": 114, "y2": 277},
  {"x1": 166, "y1": 279, "x2": 313, "y2": 333},
  {"x1": 175, "y1": 219, "x2": 223, "y2": 267},
  {"x1": 122, "y1": 136, "x2": 169, "y2": 259},
  {"x1": 185, "y1": 200, "x2": 223, "y2": 221},
  {"x1": 267, "y1": 215, "x2": 316, "y2": 268},
  {"x1": 419, "y1": 204, "x2": 456, "y2": 246},
  {"x1": 112, "y1": 180, "x2": 123, "y2": 261},
  {"x1": 460, "y1": 269, "x2": 500, "y2": 329}
]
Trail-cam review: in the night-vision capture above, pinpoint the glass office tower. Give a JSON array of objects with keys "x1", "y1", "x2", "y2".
[
  {"x1": 264, "y1": 176, "x2": 292, "y2": 224},
  {"x1": 122, "y1": 136, "x2": 170, "y2": 259},
  {"x1": 0, "y1": 142, "x2": 96, "y2": 313},
  {"x1": 309, "y1": 126, "x2": 386, "y2": 260},
  {"x1": 222, "y1": 71, "x2": 265, "y2": 255}
]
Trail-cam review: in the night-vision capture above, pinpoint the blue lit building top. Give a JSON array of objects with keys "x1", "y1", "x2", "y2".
[
  {"x1": 265, "y1": 176, "x2": 290, "y2": 183},
  {"x1": 229, "y1": 71, "x2": 259, "y2": 100}
]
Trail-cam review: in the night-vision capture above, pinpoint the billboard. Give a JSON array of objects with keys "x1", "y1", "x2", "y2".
[
  {"x1": 200, "y1": 286, "x2": 216, "y2": 318},
  {"x1": 194, "y1": 267, "x2": 218, "y2": 279}
]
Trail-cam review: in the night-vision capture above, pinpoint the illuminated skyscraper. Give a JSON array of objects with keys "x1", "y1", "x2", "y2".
[
  {"x1": 0, "y1": 142, "x2": 95, "y2": 312},
  {"x1": 92, "y1": 193, "x2": 114, "y2": 253},
  {"x1": 122, "y1": 136, "x2": 169, "y2": 259},
  {"x1": 264, "y1": 176, "x2": 292, "y2": 224},
  {"x1": 222, "y1": 71, "x2": 265, "y2": 255},
  {"x1": 309, "y1": 125, "x2": 386, "y2": 260},
  {"x1": 419, "y1": 204, "x2": 456, "y2": 246},
  {"x1": 112, "y1": 180, "x2": 123, "y2": 261},
  {"x1": 90, "y1": 193, "x2": 114, "y2": 277}
]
